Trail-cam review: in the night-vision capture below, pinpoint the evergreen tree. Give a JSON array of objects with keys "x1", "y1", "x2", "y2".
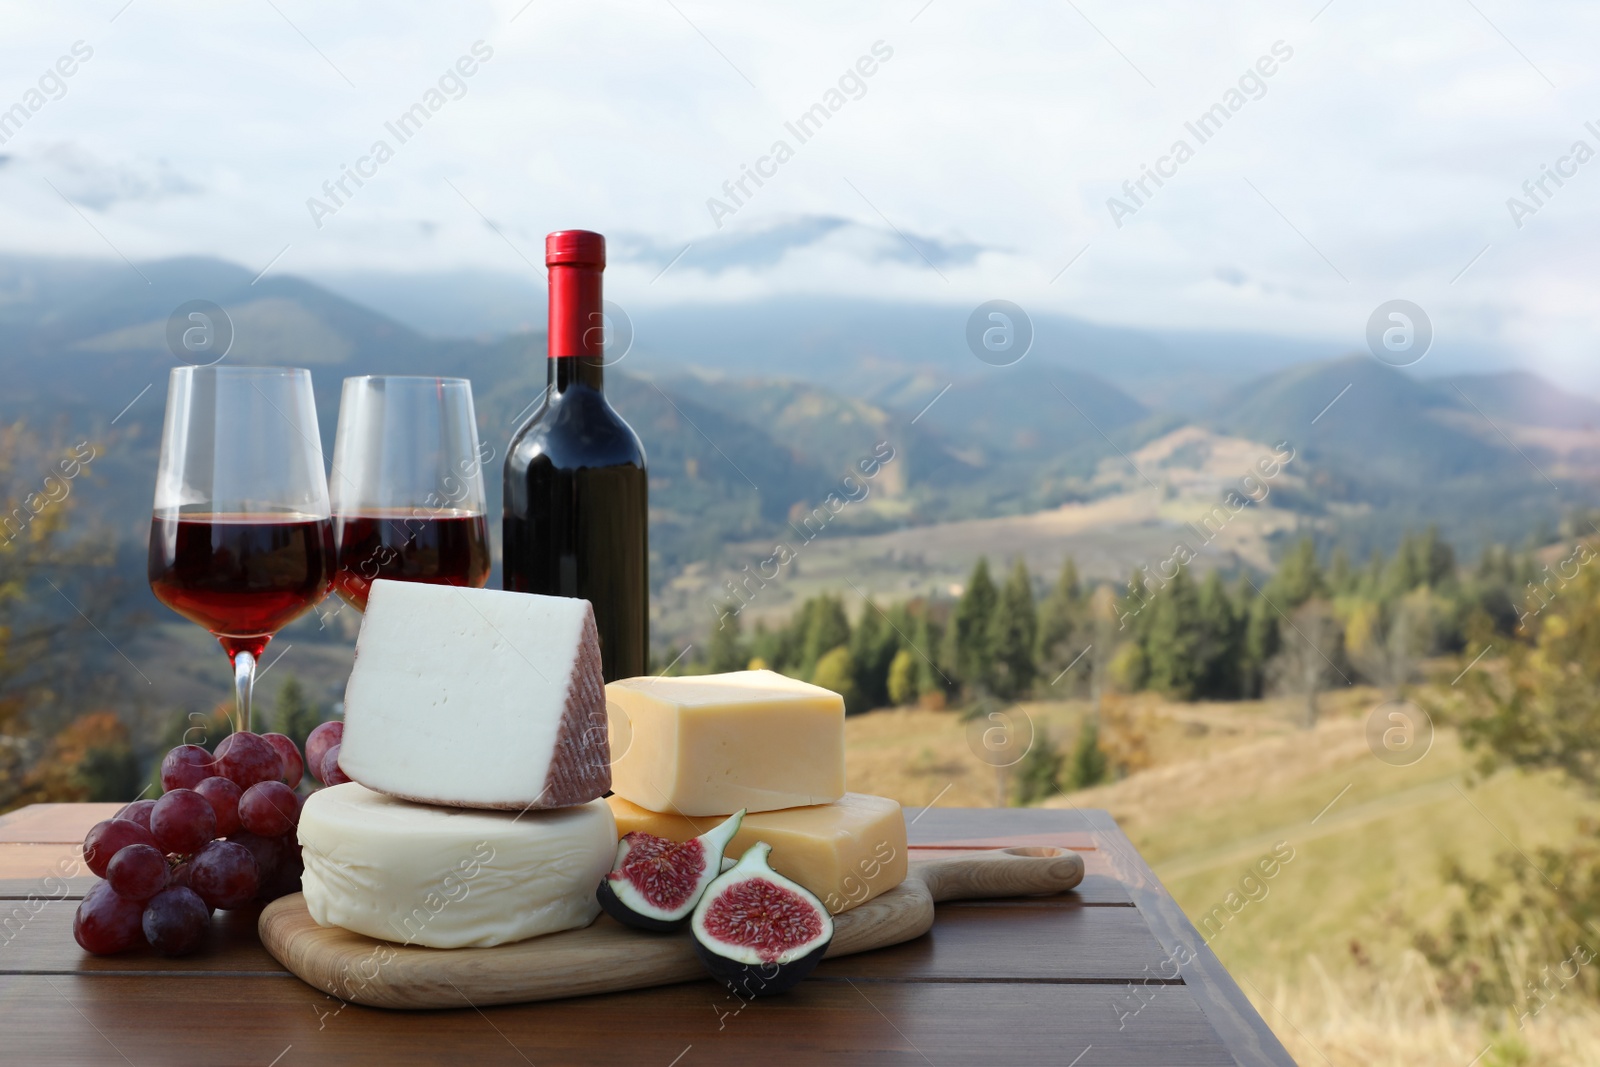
[
  {"x1": 989, "y1": 560, "x2": 1038, "y2": 699},
  {"x1": 1012, "y1": 727, "x2": 1063, "y2": 805},
  {"x1": 1238, "y1": 577, "x2": 1278, "y2": 699},
  {"x1": 801, "y1": 595, "x2": 851, "y2": 677},
  {"x1": 1036, "y1": 558, "x2": 1081, "y2": 670},
  {"x1": 1327, "y1": 547, "x2": 1353, "y2": 594},
  {"x1": 747, "y1": 620, "x2": 777, "y2": 670},
  {"x1": 1064, "y1": 715, "x2": 1109, "y2": 790},
  {"x1": 1271, "y1": 538, "x2": 1325, "y2": 608},
  {"x1": 1143, "y1": 565, "x2": 1202, "y2": 698},
  {"x1": 273, "y1": 676, "x2": 322, "y2": 751},
  {"x1": 850, "y1": 601, "x2": 899, "y2": 710},
  {"x1": 1193, "y1": 569, "x2": 1240, "y2": 698},
  {"x1": 946, "y1": 558, "x2": 999, "y2": 693},
  {"x1": 913, "y1": 610, "x2": 947, "y2": 700},
  {"x1": 707, "y1": 605, "x2": 748, "y2": 673}
]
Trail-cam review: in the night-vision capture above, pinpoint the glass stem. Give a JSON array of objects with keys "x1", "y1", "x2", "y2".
[{"x1": 233, "y1": 649, "x2": 256, "y2": 734}]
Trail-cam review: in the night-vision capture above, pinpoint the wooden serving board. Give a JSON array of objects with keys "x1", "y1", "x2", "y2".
[{"x1": 260, "y1": 846, "x2": 1083, "y2": 1010}]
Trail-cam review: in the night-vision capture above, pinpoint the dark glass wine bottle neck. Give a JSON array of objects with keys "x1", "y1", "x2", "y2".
[{"x1": 549, "y1": 355, "x2": 604, "y2": 393}]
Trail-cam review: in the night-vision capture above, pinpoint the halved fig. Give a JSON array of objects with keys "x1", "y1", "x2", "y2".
[
  {"x1": 597, "y1": 810, "x2": 744, "y2": 931},
  {"x1": 690, "y1": 841, "x2": 834, "y2": 998}
]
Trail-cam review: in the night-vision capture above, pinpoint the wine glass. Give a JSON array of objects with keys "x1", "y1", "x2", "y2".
[
  {"x1": 329, "y1": 376, "x2": 490, "y2": 612},
  {"x1": 148, "y1": 366, "x2": 335, "y2": 732}
]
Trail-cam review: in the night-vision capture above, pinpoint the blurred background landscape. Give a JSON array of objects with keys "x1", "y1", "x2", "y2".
[{"x1": 7, "y1": 1, "x2": 1600, "y2": 1061}]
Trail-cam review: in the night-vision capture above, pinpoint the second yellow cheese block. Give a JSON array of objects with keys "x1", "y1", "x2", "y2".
[{"x1": 606, "y1": 793, "x2": 909, "y2": 914}]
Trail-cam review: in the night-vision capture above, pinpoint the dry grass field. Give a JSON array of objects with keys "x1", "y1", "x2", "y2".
[{"x1": 843, "y1": 683, "x2": 1600, "y2": 1066}]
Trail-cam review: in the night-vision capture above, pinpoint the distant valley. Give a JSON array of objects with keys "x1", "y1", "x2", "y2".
[{"x1": 2, "y1": 252, "x2": 1597, "y2": 714}]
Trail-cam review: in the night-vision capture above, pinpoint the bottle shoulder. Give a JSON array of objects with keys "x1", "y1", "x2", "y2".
[{"x1": 507, "y1": 384, "x2": 647, "y2": 473}]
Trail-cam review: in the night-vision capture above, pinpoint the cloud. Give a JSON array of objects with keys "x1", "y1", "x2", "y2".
[
  {"x1": 613, "y1": 214, "x2": 990, "y2": 275},
  {"x1": 25, "y1": 142, "x2": 200, "y2": 211}
]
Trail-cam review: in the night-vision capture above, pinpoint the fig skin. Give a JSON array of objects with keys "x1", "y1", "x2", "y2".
[
  {"x1": 597, "y1": 878, "x2": 687, "y2": 933},
  {"x1": 692, "y1": 937, "x2": 830, "y2": 998}
]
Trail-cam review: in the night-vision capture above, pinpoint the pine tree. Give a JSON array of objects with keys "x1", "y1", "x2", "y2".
[
  {"x1": 1036, "y1": 558, "x2": 1081, "y2": 670},
  {"x1": 707, "y1": 605, "x2": 748, "y2": 673},
  {"x1": 1143, "y1": 565, "x2": 1202, "y2": 698},
  {"x1": 947, "y1": 558, "x2": 999, "y2": 694},
  {"x1": 1238, "y1": 576, "x2": 1278, "y2": 699},
  {"x1": 1012, "y1": 727, "x2": 1063, "y2": 805},
  {"x1": 989, "y1": 560, "x2": 1038, "y2": 699},
  {"x1": 1194, "y1": 569, "x2": 1240, "y2": 698},
  {"x1": 913, "y1": 610, "x2": 946, "y2": 701},
  {"x1": 1064, "y1": 715, "x2": 1108, "y2": 790},
  {"x1": 801, "y1": 595, "x2": 851, "y2": 677},
  {"x1": 273, "y1": 676, "x2": 322, "y2": 751},
  {"x1": 850, "y1": 601, "x2": 898, "y2": 710},
  {"x1": 1272, "y1": 538, "x2": 1325, "y2": 608}
]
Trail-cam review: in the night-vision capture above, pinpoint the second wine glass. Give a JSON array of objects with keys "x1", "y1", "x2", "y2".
[{"x1": 329, "y1": 376, "x2": 490, "y2": 612}]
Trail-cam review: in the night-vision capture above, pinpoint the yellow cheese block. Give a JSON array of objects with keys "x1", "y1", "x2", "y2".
[
  {"x1": 606, "y1": 793, "x2": 908, "y2": 914},
  {"x1": 606, "y1": 670, "x2": 845, "y2": 816}
]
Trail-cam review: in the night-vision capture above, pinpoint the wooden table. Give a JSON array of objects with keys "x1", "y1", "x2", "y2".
[{"x1": 0, "y1": 803, "x2": 1294, "y2": 1066}]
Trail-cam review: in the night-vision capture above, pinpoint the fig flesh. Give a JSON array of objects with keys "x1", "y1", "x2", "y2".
[
  {"x1": 690, "y1": 841, "x2": 834, "y2": 998},
  {"x1": 597, "y1": 810, "x2": 745, "y2": 931}
]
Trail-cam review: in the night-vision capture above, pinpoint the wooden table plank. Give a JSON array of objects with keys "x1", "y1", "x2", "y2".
[
  {"x1": 1074, "y1": 810, "x2": 1296, "y2": 1067},
  {"x1": 818, "y1": 902, "x2": 1171, "y2": 981},
  {"x1": 1, "y1": 898, "x2": 285, "y2": 974},
  {"x1": 0, "y1": 973, "x2": 1239, "y2": 1067},
  {"x1": 0, "y1": 844, "x2": 92, "y2": 900},
  {"x1": 0, "y1": 803, "x2": 123, "y2": 843}
]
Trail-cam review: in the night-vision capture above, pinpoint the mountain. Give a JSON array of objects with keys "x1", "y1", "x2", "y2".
[
  {"x1": 1209, "y1": 356, "x2": 1595, "y2": 554},
  {"x1": 1443, "y1": 371, "x2": 1600, "y2": 431}
]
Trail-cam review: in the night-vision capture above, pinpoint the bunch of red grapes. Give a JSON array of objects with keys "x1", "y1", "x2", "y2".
[{"x1": 74, "y1": 721, "x2": 349, "y2": 957}]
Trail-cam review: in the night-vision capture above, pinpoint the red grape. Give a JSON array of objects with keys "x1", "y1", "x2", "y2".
[
  {"x1": 228, "y1": 830, "x2": 285, "y2": 886},
  {"x1": 106, "y1": 843, "x2": 169, "y2": 902},
  {"x1": 74, "y1": 882, "x2": 147, "y2": 955},
  {"x1": 161, "y1": 744, "x2": 216, "y2": 792},
  {"x1": 188, "y1": 841, "x2": 260, "y2": 910},
  {"x1": 116, "y1": 798, "x2": 156, "y2": 831},
  {"x1": 215, "y1": 731, "x2": 282, "y2": 789},
  {"x1": 83, "y1": 819, "x2": 157, "y2": 878},
  {"x1": 239, "y1": 781, "x2": 300, "y2": 837},
  {"x1": 259, "y1": 842, "x2": 305, "y2": 902},
  {"x1": 194, "y1": 776, "x2": 243, "y2": 837},
  {"x1": 320, "y1": 744, "x2": 350, "y2": 786},
  {"x1": 150, "y1": 788, "x2": 216, "y2": 856},
  {"x1": 262, "y1": 732, "x2": 304, "y2": 788},
  {"x1": 142, "y1": 887, "x2": 209, "y2": 957},
  {"x1": 305, "y1": 720, "x2": 343, "y2": 783}
]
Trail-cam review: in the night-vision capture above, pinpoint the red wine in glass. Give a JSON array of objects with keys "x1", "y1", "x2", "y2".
[
  {"x1": 332, "y1": 508, "x2": 490, "y2": 612},
  {"x1": 149, "y1": 514, "x2": 335, "y2": 662},
  {"x1": 330, "y1": 376, "x2": 489, "y2": 614},
  {"x1": 149, "y1": 366, "x2": 333, "y2": 731}
]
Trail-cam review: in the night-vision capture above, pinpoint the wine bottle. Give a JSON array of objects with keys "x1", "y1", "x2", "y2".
[{"x1": 503, "y1": 230, "x2": 649, "y2": 681}]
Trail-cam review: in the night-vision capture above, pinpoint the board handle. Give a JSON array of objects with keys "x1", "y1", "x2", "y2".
[{"x1": 914, "y1": 846, "x2": 1085, "y2": 903}]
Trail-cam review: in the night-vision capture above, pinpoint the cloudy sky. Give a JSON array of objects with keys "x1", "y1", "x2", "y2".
[{"x1": 3, "y1": 1, "x2": 1599, "y2": 390}]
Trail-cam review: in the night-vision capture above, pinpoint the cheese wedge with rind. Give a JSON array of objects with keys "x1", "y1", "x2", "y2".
[
  {"x1": 299, "y1": 783, "x2": 616, "y2": 949},
  {"x1": 340, "y1": 580, "x2": 609, "y2": 810},
  {"x1": 607, "y1": 793, "x2": 907, "y2": 914},
  {"x1": 606, "y1": 670, "x2": 844, "y2": 816}
]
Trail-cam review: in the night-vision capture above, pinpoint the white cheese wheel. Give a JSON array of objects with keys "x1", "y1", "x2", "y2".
[{"x1": 298, "y1": 783, "x2": 616, "y2": 949}]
